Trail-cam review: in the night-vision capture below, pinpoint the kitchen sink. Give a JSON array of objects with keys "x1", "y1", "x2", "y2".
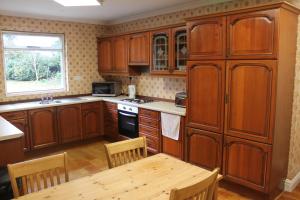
[{"x1": 39, "y1": 97, "x2": 82, "y2": 104}]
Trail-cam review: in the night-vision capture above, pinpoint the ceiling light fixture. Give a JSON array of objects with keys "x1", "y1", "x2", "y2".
[{"x1": 53, "y1": 0, "x2": 104, "y2": 7}]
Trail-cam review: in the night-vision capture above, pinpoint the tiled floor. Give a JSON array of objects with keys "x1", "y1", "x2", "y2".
[{"x1": 25, "y1": 140, "x2": 300, "y2": 200}]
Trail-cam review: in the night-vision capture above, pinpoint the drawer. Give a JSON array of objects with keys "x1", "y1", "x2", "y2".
[
  {"x1": 81, "y1": 102, "x2": 102, "y2": 110},
  {"x1": 1, "y1": 111, "x2": 27, "y2": 120},
  {"x1": 139, "y1": 116, "x2": 159, "y2": 128},
  {"x1": 104, "y1": 102, "x2": 117, "y2": 111},
  {"x1": 140, "y1": 133, "x2": 159, "y2": 152},
  {"x1": 139, "y1": 108, "x2": 159, "y2": 120},
  {"x1": 139, "y1": 124, "x2": 159, "y2": 137}
]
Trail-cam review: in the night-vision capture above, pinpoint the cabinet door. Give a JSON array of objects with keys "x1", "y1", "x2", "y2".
[
  {"x1": 29, "y1": 108, "x2": 57, "y2": 149},
  {"x1": 10, "y1": 118, "x2": 30, "y2": 152},
  {"x1": 186, "y1": 128, "x2": 223, "y2": 170},
  {"x1": 82, "y1": 103, "x2": 102, "y2": 139},
  {"x1": 227, "y1": 9, "x2": 278, "y2": 59},
  {"x1": 171, "y1": 26, "x2": 187, "y2": 75},
  {"x1": 150, "y1": 29, "x2": 171, "y2": 75},
  {"x1": 187, "y1": 16, "x2": 226, "y2": 60},
  {"x1": 128, "y1": 32, "x2": 150, "y2": 65},
  {"x1": 187, "y1": 61, "x2": 225, "y2": 133},
  {"x1": 162, "y1": 117, "x2": 185, "y2": 160},
  {"x1": 57, "y1": 105, "x2": 82, "y2": 143},
  {"x1": 98, "y1": 38, "x2": 113, "y2": 73},
  {"x1": 225, "y1": 60, "x2": 276, "y2": 143},
  {"x1": 223, "y1": 136, "x2": 271, "y2": 192},
  {"x1": 113, "y1": 36, "x2": 128, "y2": 73}
]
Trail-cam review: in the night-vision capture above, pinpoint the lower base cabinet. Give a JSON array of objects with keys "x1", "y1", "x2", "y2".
[
  {"x1": 186, "y1": 128, "x2": 223, "y2": 170},
  {"x1": 57, "y1": 105, "x2": 82, "y2": 143},
  {"x1": 29, "y1": 108, "x2": 58, "y2": 150},
  {"x1": 103, "y1": 102, "x2": 118, "y2": 140},
  {"x1": 82, "y1": 102, "x2": 103, "y2": 139},
  {"x1": 223, "y1": 136, "x2": 272, "y2": 193}
]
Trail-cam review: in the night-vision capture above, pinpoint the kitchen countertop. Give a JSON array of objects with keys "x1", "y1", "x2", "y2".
[
  {"x1": 0, "y1": 95, "x2": 186, "y2": 116},
  {"x1": 0, "y1": 116, "x2": 23, "y2": 141}
]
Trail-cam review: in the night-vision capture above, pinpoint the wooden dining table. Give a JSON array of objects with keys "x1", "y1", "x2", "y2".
[{"x1": 16, "y1": 153, "x2": 222, "y2": 200}]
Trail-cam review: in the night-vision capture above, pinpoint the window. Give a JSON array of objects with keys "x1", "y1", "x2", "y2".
[{"x1": 2, "y1": 32, "x2": 67, "y2": 96}]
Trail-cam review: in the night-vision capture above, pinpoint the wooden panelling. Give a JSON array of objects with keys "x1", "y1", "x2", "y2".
[
  {"x1": 227, "y1": 9, "x2": 278, "y2": 59},
  {"x1": 187, "y1": 16, "x2": 226, "y2": 60},
  {"x1": 223, "y1": 136, "x2": 272, "y2": 193},
  {"x1": 139, "y1": 124, "x2": 159, "y2": 138},
  {"x1": 186, "y1": 128, "x2": 223, "y2": 170},
  {"x1": 139, "y1": 116, "x2": 159, "y2": 128},
  {"x1": 139, "y1": 109, "x2": 159, "y2": 119},
  {"x1": 57, "y1": 105, "x2": 82, "y2": 144},
  {"x1": 103, "y1": 102, "x2": 118, "y2": 139},
  {"x1": 0, "y1": 138, "x2": 23, "y2": 167},
  {"x1": 128, "y1": 32, "x2": 150, "y2": 65},
  {"x1": 187, "y1": 60, "x2": 225, "y2": 133},
  {"x1": 225, "y1": 60, "x2": 276, "y2": 143},
  {"x1": 1, "y1": 111, "x2": 26, "y2": 120},
  {"x1": 29, "y1": 108, "x2": 58, "y2": 150}
]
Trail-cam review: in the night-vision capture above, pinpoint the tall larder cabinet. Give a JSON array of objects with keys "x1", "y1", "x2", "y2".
[{"x1": 185, "y1": 2, "x2": 299, "y2": 198}]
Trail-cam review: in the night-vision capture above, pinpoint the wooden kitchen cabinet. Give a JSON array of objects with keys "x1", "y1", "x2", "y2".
[
  {"x1": 186, "y1": 128, "x2": 223, "y2": 170},
  {"x1": 187, "y1": 60, "x2": 225, "y2": 133},
  {"x1": 29, "y1": 108, "x2": 58, "y2": 150},
  {"x1": 113, "y1": 36, "x2": 128, "y2": 73},
  {"x1": 139, "y1": 108, "x2": 160, "y2": 154},
  {"x1": 150, "y1": 26, "x2": 187, "y2": 76},
  {"x1": 223, "y1": 136, "x2": 272, "y2": 192},
  {"x1": 227, "y1": 10, "x2": 278, "y2": 59},
  {"x1": 162, "y1": 117, "x2": 185, "y2": 160},
  {"x1": 187, "y1": 16, "x2": 226, "y2": 60},
  {"x1": 103, "y1": 102, "x2": 118, "y2": 140},
  {"x1": 98, "y1": 37, "x2": 113, "y2": 74},
  {"x1": 82, "y1": 102, "x2": 103, "y2": 139},
  {"x1": 1, "y1": 111, "x2": 30, "y2": 152},
  {"x1": 225, "y1": 60, "x2": 276, "y2": 143},
  {"x1": 57, "y1": 104, "x2": 82, "y2": 143},
  {"x1": 128, "y1": 32, "x2": 150, "y2": 66}
]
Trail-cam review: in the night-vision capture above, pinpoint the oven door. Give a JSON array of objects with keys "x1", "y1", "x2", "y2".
[{"x1": 118, "y1": 110, "x2": 139, "y2": 138}]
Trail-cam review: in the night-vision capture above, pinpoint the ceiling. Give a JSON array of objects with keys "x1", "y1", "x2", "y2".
[{"x1": 0, "y1": 0, "x2": 231, "y2": 24}]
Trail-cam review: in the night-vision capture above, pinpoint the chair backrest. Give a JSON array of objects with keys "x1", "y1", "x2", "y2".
[
  {"x1": 7, "y1": 152, "x2": 69, "y2": 198},
  {"x1": 169, "y1": 168, "x2": 219, "y2": 200},
  {"x1": 104, "y1": 137, "x2": 147, "y2": 168}
]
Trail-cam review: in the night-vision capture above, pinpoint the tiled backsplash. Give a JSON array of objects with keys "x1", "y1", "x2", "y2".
[{"x1": 109, "y1": 75, "x2": 186, "y2": 100}]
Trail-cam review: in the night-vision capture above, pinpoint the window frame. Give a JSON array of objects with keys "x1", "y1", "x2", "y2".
[{"x1": 1, "y1": 31, "x2": 68, "y2": 96}]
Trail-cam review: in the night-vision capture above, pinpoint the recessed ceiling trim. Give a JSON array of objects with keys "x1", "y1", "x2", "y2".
[{"x1": 107, "y1": 0, "x2": 233, "y2": 24}]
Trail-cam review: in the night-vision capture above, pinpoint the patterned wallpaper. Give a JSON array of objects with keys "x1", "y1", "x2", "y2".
[
  {"x1": 106, "y1": 0, "x2": 300, "y2": 181},
  {"x1": 0, "y1": 15, "x2": 105, "y2": 102}
]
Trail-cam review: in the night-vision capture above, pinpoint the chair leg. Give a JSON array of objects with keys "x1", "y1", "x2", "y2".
[{"x1": 213, "y1": 182, "x2": 219, "y2": 200}]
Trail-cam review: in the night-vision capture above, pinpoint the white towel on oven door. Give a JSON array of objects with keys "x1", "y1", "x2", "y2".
[{"x1": 161, "y1": 112, "x2": 180, "y2": 141}]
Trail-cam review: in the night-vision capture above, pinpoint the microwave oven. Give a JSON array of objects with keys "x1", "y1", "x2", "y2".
[{"x1": 92, "y1": 82, "x2": 122, "y2": 97}]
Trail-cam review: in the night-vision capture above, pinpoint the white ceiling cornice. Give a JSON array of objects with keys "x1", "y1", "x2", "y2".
[{"x1": 107, "y1": 0, "x2": 233, "y2": 25}]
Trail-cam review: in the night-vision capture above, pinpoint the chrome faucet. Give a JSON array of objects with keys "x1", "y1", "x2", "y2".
[{"x1": 40, "y1": 94, "x2": 53, "y2": 104}]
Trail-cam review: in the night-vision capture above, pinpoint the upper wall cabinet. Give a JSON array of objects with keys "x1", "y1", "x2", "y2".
[
  {"x1": 113, "y1": 36, "x2": 128, "y2": 73},
  {"x1": 187, "y1": 17, "x2": 226, "y2": 60},
  {"x1": 98, "y1": 38, "x2": 113, "y2": 74},
  {"x1": 128, "y1": 32, "x2": 150, "y2": 66},
  {"x1": 150, "y1": 26, "x2": 187, "y2": 76},
  {"x1": 227, "y1": 10, "x2": 278, "y2": 59}
]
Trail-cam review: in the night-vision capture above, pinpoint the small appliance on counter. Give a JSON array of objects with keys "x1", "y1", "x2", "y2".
[
  {"x1": 175, "y1": 92, "x2": 187, "y2": 108},
  {"x1": 128, "y1": 84, "x2": 136, "y2": 99},
  {"x1": 92, "y1": 81, "x2": 121, "y2": 97}
]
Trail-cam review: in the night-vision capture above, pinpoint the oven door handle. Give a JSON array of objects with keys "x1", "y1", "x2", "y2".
[{"x1": 119, "y1": 111, "x2": 137, "y2": 118}]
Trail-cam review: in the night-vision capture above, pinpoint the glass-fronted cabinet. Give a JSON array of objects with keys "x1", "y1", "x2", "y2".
[
  {"x1": 150, "y1": 27, "x2": 187, "y2": 76},
  {"x1": 172, "y1": 26, "x2": 187, "y2": 75},
  {"x1": 151, "y1": 29, "x2": 171, "y2": 74}
]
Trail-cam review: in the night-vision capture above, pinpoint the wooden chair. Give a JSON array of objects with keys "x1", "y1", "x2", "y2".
[
  {"x1": 169, "y1": 168, "x2": 219, "y2": 200},
  {"x1": 104, "y1": 137, "x2": 147, "y2": 168},
  {"x1": 7, "y1": 152, "x2": 69, "y2": 198}
]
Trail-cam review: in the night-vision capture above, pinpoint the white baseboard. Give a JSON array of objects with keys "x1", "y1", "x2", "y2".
[{"x1": 284, "y1": 171, "x2": 300, "y2": 192}]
